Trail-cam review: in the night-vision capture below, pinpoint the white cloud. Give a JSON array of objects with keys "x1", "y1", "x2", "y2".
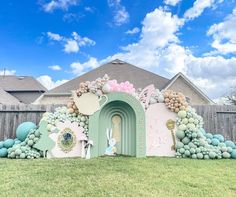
[
  {"x1": 103, "y1": 7, "x2": 184, "y2": 69},
  {"x1": 164, "y1": 0, "x2": 181, "y2": 6},
  {"x1": 207, "y1": 8, "x2": 236, "y2": 54},
  {"x1": 84, "y1": 7, "x2": 94, "y2": 13},
  {"x1": 72, "y1": 32, "x2": 96, "y2": 46},
  {"x1": 126, "y1": 27, "x2": 140, "y2": 35},
  {"x1": 37, "y1": 75, "x2": 68, "y2": 90},
  {"x1": 47, "y1": 31, "x2": 95, "y2": 54},
  {"x1": 0, "y1": 69, "x2": 16, "y2": 75},
  {"x1": 47, "y1": 32, "x2": 63, "y2": 41},
  {"x1": 42, "y1": 0, "x2": 78, "y2": 12},
  {"x1": 184, "y1": 0, "x2": 223, "y2": 20},
  {"x1": 108, "y1": 0, "x2": 129, "y2": 26},
  {"x1": 49, "y1": 65, "x2": 61, "y2": 71},
  {"x1": 64, "y1": 40, "x2": 79, "y2": 53},
  {"x1": 70, "y1": 57, "x2": 99, "y2": 76},
  {"x1": 68, "y1": 7, "x2": 236, "y2": 99}
]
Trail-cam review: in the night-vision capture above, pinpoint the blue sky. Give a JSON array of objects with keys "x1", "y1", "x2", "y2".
[{"x1": 0, "y1": 0, "x2": 236, "y2": 99}]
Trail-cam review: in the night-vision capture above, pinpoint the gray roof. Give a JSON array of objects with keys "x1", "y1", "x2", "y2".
[
  {"x1": 0, "y1": 76, "x2": 47, "y2": 92},
  {"x1": 48, "y1": 59, "x2": 169, "y2": 94},
  {"x1": 0, "y1": 87, "x2": 21, "y2": 104}
]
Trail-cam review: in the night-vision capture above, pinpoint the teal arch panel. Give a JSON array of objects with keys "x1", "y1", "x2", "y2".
[{"x1": 89, "y1": 92, "x2": 146, "y2": 158}]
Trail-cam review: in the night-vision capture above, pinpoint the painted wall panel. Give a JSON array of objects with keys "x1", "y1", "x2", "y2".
[{"x1": 146, "y1": 103, "x2": 177, "y2": 157}]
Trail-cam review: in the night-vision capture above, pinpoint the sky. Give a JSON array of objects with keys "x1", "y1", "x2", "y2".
[{"x1": 0, "y1": 0, "x2": 236, "y2": 99}]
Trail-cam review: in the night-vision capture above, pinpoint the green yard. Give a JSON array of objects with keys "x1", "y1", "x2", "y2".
[{"x1": 0, "y1": 157, "x2": 236, "y2": 197}]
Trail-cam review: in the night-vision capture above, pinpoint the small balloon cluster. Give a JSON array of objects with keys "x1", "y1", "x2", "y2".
[
  {"x1": 163, "y1": 90, "x2": 188, "y2": 113},
  {"x1": 103, "y1": 80, "x2": 136, "y2": 95}
]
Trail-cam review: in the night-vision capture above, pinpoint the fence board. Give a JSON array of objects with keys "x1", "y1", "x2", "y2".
[
  {"x1": 1, "y1": 104, "x2": 236, "y2": 143},
  {"x1": 193, "y1": 105, "x2": 236, "y2": 142},
  {"x1": 0, "y1": 104, "x2": 62, "y2": 140}
]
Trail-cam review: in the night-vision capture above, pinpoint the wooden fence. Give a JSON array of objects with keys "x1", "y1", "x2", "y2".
[
  {"x1": 0, "y1": 105, "x2": 61, "y2": 140},
  {"x1": 0, "y1": 104, "x2": 236, "y2": 142},
  {"x1": 193, "y1": 105, "x2": 236, "y2": 142}
]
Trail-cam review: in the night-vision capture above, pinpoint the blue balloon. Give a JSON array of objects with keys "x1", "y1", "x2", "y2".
[
  {"x1": 213, "y1": 134, "x2": 224, "y2": 142},
  {"x1": 3, "y1": 139, "x2": 14, "y2": 148},
  {"x1": 0, "y1": 148, "x2": 8, "y2": 157},
  {"x1": 225, "y1": 141, "x2": 236, "y2": 149},
  {"x1": 14, "y1": 140, "x2": 21, "y2": 145},
  {"x1": 0, "y1": 141, "x2": 3, "y2": 149},
  {"x1": 231, "y1": 149, "x2": 236, "y2": 159},
  {"x1": 205, "y1": 133, "x2": 213, "y2": 139},
  {"x1": 211, "y1": 138, "x2": 220, "y2": 146},
  {"x1": 16, "y1": 122, "x2": 36, "y2": 141}
]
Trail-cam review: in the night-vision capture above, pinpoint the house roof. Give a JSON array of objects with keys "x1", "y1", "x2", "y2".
[
  {"x1": 164, "y1": 72, "x2": 213, "y2": 104},
  {"x1": 0, "y1": 76, "x2": 47, "y2": 92},
  {"x1": 47, "y1": 59, "x2": 169, "y2": 94},
  {"x1": 0, "y1": 87, "x2": 21, "y2": 104}
]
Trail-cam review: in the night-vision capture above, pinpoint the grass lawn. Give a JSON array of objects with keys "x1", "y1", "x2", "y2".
[{"x1": 0, "y1": 157, "x2": 236, "y2": 197}]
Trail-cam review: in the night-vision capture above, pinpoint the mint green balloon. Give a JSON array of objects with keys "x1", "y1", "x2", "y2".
[
  {"x1": 20, "y1": 153, "x2": 26, "y2": 159},
  {"x1": 190, "y1": 148, "x2": 195, "y2": 154},
  {"x1": 182, "y1": 137, "x2": 190, "y2": 145},
  {"x1": 178, "y1": 110, "x2": 187, "y2": 118},
  {"x1": 197, "y1": 153, "x2": 203, "y2": 159},
  {"x1": 209, "y1": 152, "x2": 216, "y2": 159},
  {"x1": 176, "y1": 142, "x2": 184, "y2": 149},
  {"x1": 176, "y1": 130, "x2": 185, "y2": 140},
  {"x1": 16, "y1": 122, "x2": 36, "y2": 141},
  {"x1": 222, "y1": 152, "x2": 230, "y2": 159},
  {"x1": 184, "y1": 150, "x2": 191, "y2": 157}
]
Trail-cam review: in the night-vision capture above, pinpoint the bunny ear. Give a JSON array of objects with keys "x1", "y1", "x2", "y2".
[
  {"x1": 110, "y1": 128, "x2": 113, "y2": 139},
  {"x1": 106, "y1": 128, "x2": 110, "y2": 140}
]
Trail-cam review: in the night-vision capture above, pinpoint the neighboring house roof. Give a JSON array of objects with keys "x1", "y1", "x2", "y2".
[
  {"x1": 164, "y1": 72, "x2": 213, "y2": 104},
  {"x1": 0, "y1": 87, "x2": 21, "y2": 104},
  {"x1": 47, "y1": 59, "x2": 169, "y2": 95},
  {"x1": 0, "y1": 76, "x2": 47, "y2": 92}
]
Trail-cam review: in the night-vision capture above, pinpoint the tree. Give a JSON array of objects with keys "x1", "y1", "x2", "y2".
[
  {"x1": 33, "y1": 121, "x2": 55, "y2": 158},
  {"x1": 227, "y1": 90, "x2": 236, "y2": 105}
]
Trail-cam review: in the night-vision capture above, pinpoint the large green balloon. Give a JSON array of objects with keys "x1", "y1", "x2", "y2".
[
  {"x1": 231, "y1": 150, "x2": 236, "y2": 159},
  {"x1": 3, "y1": 139, "x2": 14, "y2": 148},
  {"x1": 16, "y1": 122, "x2": 37, "y2": 141},
  {"x1": 225, "y1": 141, "x2": 236, "y2": 149},
  {"x1": 0, "y1": 148, "x2": 8, "y2": 157},
  {"x1": 0, "y1": 141, "x2": 3, "y2": 149}
]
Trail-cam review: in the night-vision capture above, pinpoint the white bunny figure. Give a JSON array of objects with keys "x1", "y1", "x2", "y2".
[{"x1": 105, "y1": 128, "x2": 117, "y2": 156}]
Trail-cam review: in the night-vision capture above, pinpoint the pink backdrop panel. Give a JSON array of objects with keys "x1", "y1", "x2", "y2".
[{"x1": 146, "y1": 103, "x2": 177, "y2": 157}]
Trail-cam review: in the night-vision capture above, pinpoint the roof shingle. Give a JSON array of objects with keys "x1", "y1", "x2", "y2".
[
  {"x1": 0, "y1": 76, "x2": 47, "y2": 92},
  {"x1": 48, "y1": 60, "x2": 169, "y2": 94}
]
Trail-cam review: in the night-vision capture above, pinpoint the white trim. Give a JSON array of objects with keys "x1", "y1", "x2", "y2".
[{"x1": 164, "y1": 72, "x2": 214, "y2": 104}]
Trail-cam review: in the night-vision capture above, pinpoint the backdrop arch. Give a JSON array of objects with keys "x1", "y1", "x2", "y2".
[{"x1": 89, "y1": 92, "x2": 146, "y2": 158}]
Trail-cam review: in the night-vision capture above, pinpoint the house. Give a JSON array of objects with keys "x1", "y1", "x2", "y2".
[
  {"x1": 36, "y1": 59, "x2": 213, "y2": 105},
  {"x1": 0, "y1": 76, "x2": 47, "y2": 104}
]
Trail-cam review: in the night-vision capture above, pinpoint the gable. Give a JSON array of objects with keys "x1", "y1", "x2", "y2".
[
  {"x1": 0, "y1": 88, "x2": 20, "y2": 104},
  {"x1": 166, "y1": 75, "x2": 211, "y2": 105}
]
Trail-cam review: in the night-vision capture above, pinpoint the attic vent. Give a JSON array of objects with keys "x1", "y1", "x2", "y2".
[
  {"x1": 111, "y1": 59, "x2": 125, "y2": 64},
  {"x1": 18, "y1": 76, "x2": 25, "y2": 80}
]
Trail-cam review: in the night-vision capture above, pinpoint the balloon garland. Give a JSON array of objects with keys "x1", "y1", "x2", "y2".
[{"x1": 1, "y1": 74, "x2": 236, "y2": 159}]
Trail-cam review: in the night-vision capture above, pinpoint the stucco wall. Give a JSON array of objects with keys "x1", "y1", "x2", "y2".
[
  {"x1": 9, "y1": 91, "x2": 44, "y2": 104},
  {"x1": 167, "y1": 76, "x2": 210, "y2": 105},
  {"x1": 38, "y1": 95, "x2": 71, "y2": 105}
]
